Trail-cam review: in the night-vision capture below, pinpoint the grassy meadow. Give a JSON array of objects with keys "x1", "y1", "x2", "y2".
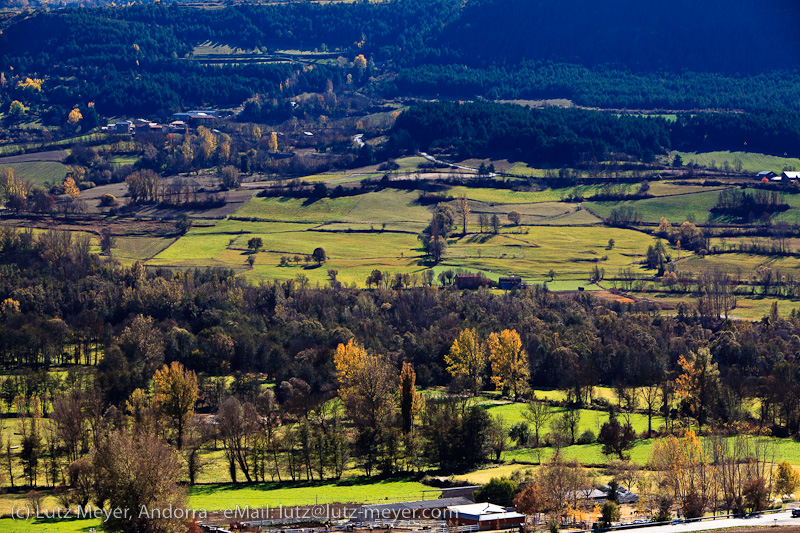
[
  {"x1": 673, "y1": 150, "x2": 800, "y2": 174},
  {"x1": 1, "y1": 162, "x2": 68, "y2": 188},
  {"x1": 128, "y1": 180, "x2": 800, "y2": 319},
  {"x1": 189, "y1": 478, "x2": 430, "y2": 510}
]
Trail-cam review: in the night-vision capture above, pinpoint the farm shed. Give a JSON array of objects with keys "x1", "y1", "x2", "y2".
[
  {"x1": 498, "y1": 277, "x2": 523, "y2": 290},
  {"x1": 782, "y1": 171, "x2": 800, "y2": 180},
  {"x1": 446, "y1": 503, "x2": 525, "y2": 531},
  {"x1": 454, "y1": 274, "x2": 491, "y2": 290}
]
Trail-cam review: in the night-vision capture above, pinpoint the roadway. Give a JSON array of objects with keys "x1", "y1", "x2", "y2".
[{"x1": 615, "y1": 509, "x2": 799, "y2": 533}]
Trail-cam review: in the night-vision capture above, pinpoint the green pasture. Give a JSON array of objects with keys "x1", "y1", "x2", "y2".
[
  {"x1": 473, "y1": 401, "x2": 652, "y2": 437},
  {"x1": 443, "y1": 225, "x2": 654, "y2": 283},
  {"x1": 531, "y1": 209, "x2": 602, "y2": 226},
  {"x1": 0, "y1": 518, "x2": 101, "y2": 533},
  {"x1": 338, "y1": 190, "x2": 430, "y2": 228},
  {"x1": 111, "y1": 237, "x2": 175, "y2": 264},
  {"x1": 392, "y1": 156, "x2": 429, "y2": 171},
  {"x1": 674, "y1": 150, "x2": 800, "y2": 174},
  {"x1": 646, "y1": 181, "x2": 729, "y2": 197},
  {"x1": 189, "y1": 478, "x2": 430, "y2": 510},
  {"x1": 297, "y1": 173, "x2": 347, "y2": 183},
  {"x1": 505, "y1": 163, "x2": 550, "y2": 177},
  {"x1": 233, "y1": 195, "x2": 360, "y2": 222},
  {"x1": 471, "y1": 201, "x2": 576, "y2": 221},
  {"x1": 1, "y1": 162, "x2": 68, "y2": 187},
  {"x1": 585, "y1": 189, "x2": 727, "y2": 224},
  {"x1": 108, "y1": 155, "x2": 138, "y2": 167}
]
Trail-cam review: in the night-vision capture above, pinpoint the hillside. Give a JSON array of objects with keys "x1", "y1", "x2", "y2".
[{"x1": 3, "y1": 0, "x2": 800, "y2": 117}]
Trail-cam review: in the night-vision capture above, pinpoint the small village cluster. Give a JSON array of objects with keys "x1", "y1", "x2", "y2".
[
  {"x1": 756, "y1": 170, "x2": 800, "y2": 182},
  {"x1": 101, "y1": 110, "x2": 224, "y2": 135}
]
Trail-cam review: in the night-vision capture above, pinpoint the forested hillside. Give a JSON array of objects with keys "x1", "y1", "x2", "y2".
[
  {"x1": 391, "y1": 102, "x2": 800, "y2": 163},
  {"x1": 442, "y1": 0, "x2": 800, "y2": 73},
  {"x1": 2, "y1": 0, "x2": 800, "y2": 117}
]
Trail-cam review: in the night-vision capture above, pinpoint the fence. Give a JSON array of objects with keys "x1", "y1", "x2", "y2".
[{"x1": 246, "y1": 520, "x2": 479, "y2": 533}]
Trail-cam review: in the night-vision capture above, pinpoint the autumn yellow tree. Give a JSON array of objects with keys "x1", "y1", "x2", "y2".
[
  {"x1": 196, "y1": 126, "x2": 217, "y2": 163},
  {"x1": 334, "y1": 338, "x2": 368, "y2": 395},
  {"x1": 488, "y1": 329, "x2": 529, "y2": 399},
  {"x1": 649, "y1": 430, "x2": 712, "y2": 518},
  {"x1": 63, "y1": 176, "x2": 80, "y2": 198},
  {"x1": 126, "y1": 388, "x2": 156, "y2": 435},
  {"x1": 354, "y1": 54, "x2": 367, "y2": 71},
  {"x1": 67, "y1": 108, "x2": 83, "y2": 125},
  {"x1": 268, "y1": 131, "x2": 279, "y2": 152},
  {"x1": 0, "y1": 167, "x2": 31, "y2": 200},
  {"x1": 399, "y1": 362, "x2": 423, "y2": 434},
  {"x1": 8, "y1": 100, "x2": 24, "y2": 118},
  {"x1": 775, "y1": 460, "x2": 800, "y2": 496},
  {"x1": 219, "y1": 140, "x2": 231, "y2": 162},
  {"x1": 153, "y1": 361, "x2": 199, "y2": 450},
  {"x1": 334, "y1": 339, "x2": 397, "y2": 475},
  {"x1": 180, "y1": 136, "x2": 194, "y2": 168},
  {"x1": 675, "y1": 347, "x2": 719, "y2": 428},
  {"x1": 445, "y1": 328, "x2": 486, "y2": 394},
  {"x1": 17, "y1": 77, "x2": 43, "y2": 93}
]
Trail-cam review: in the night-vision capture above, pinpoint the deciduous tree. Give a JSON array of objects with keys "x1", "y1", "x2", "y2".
[
  {"x1": 455, "y1": 194, "x2": 470, "y2": 235},
  {"x1": 153, "y1": 361, "x2": 198, "y2": 450},
  {"x1": 675, "y1": 347, "x2": 719, "y2": 427},
  {"x1": 399, "y1": 362, "x2": 423, "y2": 434},
  {"x1": 444, "y1": 328, "x2": 486, "y2": 394},
  {"x1": 93, "y1": 430, "x2": 187, "y2": 533},
  {"x1": 488, "y1": 329, "x2": 529, "y2": 399},
  {"x1": 67, "y1": 108, "x2": 83, "y2": 125},
  {"x1": 63, "y1": 176, "x2": 80, "y2": 198}
]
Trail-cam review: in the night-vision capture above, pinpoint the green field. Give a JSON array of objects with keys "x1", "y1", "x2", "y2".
[
  {"x1": 112, "y1": 236, "x2": 176, "y2": 264},
  {"x1": 585, "y1": 189, "x2": 728, "y2": 224},
  {"x1": 448, "y1": 186, "x2": 592, "y2": 204},
  {"x1": 673, "y1": 150, "x2": 800, "y2": 174},
  {"x1": 0, "y1": 518, "x2": 101, "y2": 533},
  {"x1": 189, "y1": 478, "x2": 430, "y2": 510},
  {"x1": 147, "y1": 188, "x2": 657, "y2": 287},
  {"x1": 233, "y1": 195, "x2": 360, "y2": 222},
  {"x1": 1, "y1": 162, "x2": 68, "y2": 187},
  {"x1": 505, "y1": 163, "x2": 550, "y2": 177},
  {"x1": 443, "y1": 225, "x2": 653, "y2": 283},
  {"x1": 475, "y1": 401, "x2": 652, "y2": 436}
]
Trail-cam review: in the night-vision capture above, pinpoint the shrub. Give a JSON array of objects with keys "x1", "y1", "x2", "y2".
[
  {"x1": 100, "y1": 193, "x2": 118, "y2": 206},
  {"x1": 473, "y1": 477, "x2": 518, "y2": 506},
  {"x1": 577, "y1": 429, "x2": 596, "y2": 444}
]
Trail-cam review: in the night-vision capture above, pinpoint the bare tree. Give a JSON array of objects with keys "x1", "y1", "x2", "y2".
[
  {"x1": 523, "y1": 396, "x2": 554, "y2": 457},
  {"x1": 455, "y1": 195, "x2": 470, "y2": 235},
  {"x1": 51, "y1": 389, "x2": 88, "y2": 464},
  {"x1": 93, "y1": 430, "x2": 186, "y2": 533},
  {"x1": 217, "y1": 396, "x2": 260, "y2": 483}
]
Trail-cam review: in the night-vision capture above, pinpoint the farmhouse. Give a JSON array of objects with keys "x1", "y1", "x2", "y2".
[
  {"x1": 454, "y1": 274, "x2": 492, "y2": 290},
  {"x1": 446, "y1": 503, "x2": 525, "y2": 531},
  {"x1": 103, "y1": 120, "x2": 133, "y2": 133},
  {"x1": 757, "y1": 171, "x2": 776, "y2": 180},
  {"x1": 351, "y1": 497, "x2": 474, "y2": 523},
  {"x1": 783, "y1": 171, "x2": 800, "y2": 181},
  {"x1": 498, "y1": 276, "x2": 523, "y2": 290},
  {"x1": 580, "y1": 486, "x2": 639, "y2": 504},
  {"x1": 169, "y1": 121, "x2": 189, "y2": 134}
]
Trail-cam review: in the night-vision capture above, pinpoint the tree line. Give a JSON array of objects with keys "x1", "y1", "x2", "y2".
[{"x1": 391, "y1": 101, "x2": 800, "y2": 167}]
